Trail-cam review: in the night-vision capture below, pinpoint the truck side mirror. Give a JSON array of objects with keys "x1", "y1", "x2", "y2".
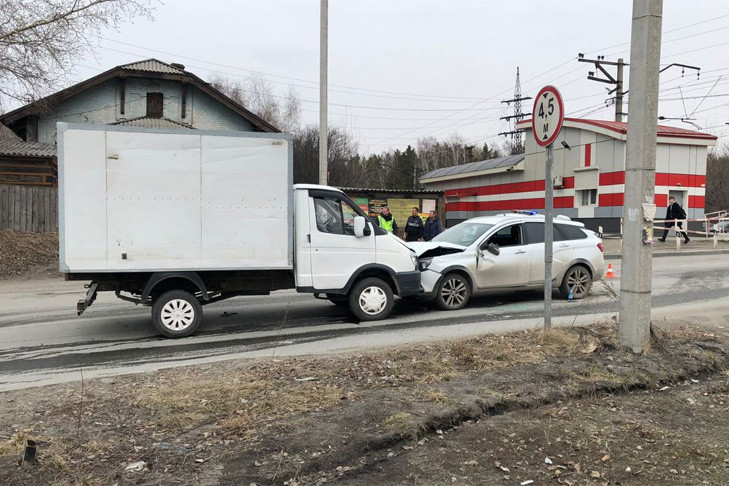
[{"x1": 354, "y1": 216, "x2": 366, "y2": 238}]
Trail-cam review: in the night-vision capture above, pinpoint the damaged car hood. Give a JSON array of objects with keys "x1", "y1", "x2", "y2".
[{"x1": 405, "y1": 241, "x2": 467, "y2": 259}]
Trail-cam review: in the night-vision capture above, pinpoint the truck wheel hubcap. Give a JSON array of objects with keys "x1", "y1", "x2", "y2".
[
  {"x1": 441, "y1": 278, "x2": 467, "y2": 307},
  {"x1": 160, "y1": 299, "x2": 195, "y2": 330},
  {"x1": 359, "y1": 286, "x2": 387, "y2": 315}
]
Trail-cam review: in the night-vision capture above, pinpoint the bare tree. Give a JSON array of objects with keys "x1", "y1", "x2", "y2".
[
  {"x1": 706, "y1": 144, "x2": 729, "y2": 213},
  {"x1": 0, "y1": 0, "x2": 155, "y2": 108},
  {"x1": 210, "y1": 73, "x2": 301, "y2": 132},
  {"x1": 293, "y1": 125, "x2": 363, "y2": 186}
]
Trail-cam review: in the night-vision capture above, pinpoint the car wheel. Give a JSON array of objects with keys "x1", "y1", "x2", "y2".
[
  {"x1": 326, "y1": 293, "x2": 349, "y2": 307},
  {"x1": 152, "y1": 290, "x2": 203, "y2": 338},
  {"x1": 348, "y1": 277, "x2": 394, "y2": 321},
  {"x1": 560, "y1": 265, "x2": 592, "y2": 299},
  {"x1": 435, "y1": 273, "x2": 471, "y2": 310}
]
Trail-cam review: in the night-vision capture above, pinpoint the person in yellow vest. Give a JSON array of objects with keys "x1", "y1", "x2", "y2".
[{"x1": 376, "y1": 207, "x2": 398, "y2": 234}]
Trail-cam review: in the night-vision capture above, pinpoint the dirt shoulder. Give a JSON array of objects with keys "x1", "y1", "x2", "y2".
[
  {"x1": 1, "y1": 324, "x2": 729, "y2": 485},
  {"x1": 0, "y1": 230, "x2": 59, "y2": 278}
]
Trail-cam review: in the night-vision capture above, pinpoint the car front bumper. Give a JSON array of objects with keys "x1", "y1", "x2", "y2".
[{"x1": 418, "y1": 268, "x2": 442, "y2": 297}]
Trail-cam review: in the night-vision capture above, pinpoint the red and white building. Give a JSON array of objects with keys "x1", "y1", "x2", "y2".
[{"x1": 419, "y1": 118, "x2": 718, "y2": 232}]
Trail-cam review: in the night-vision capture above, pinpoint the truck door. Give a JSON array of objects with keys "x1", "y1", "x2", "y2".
[{"x1": 308, "y1": 191, "x2": 376, "y2": 291}]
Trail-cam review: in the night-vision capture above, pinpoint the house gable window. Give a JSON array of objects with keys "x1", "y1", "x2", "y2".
[{"x1": 146, "y1": 92, "x2": 164, "y2": 118}]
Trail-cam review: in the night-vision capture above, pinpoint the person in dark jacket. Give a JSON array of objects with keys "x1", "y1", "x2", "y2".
[
  {"x1": 423, "y1": 210, "x2": 444, "y2": 241},
  {"x1": 403, "y1": 207, "x2": 425, "y2": 242},
  {"x1": 658, "y1": 195, "x2": 689, "y2": 243}
]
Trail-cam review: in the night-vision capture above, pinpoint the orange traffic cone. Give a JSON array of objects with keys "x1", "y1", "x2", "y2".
[{"x1": 605, "y1": 263, "x2": 615, "y2": 279}]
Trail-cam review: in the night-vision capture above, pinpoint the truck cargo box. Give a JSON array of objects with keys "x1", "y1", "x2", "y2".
[{"x1": 58, "y1": 123, "x2": 293, "y2": 272}]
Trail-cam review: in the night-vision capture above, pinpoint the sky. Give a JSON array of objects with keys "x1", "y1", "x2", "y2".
[{"x1": 70, "y1": 0, "x2": 729, "y2": 154}]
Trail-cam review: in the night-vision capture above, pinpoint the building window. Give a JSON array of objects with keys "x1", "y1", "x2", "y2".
[
  {"x1": 578, "y1": 189, "x2": 597, "y2": 206},
  {"x1": 146, "y1": 92, "x2": 164, "y2": 118}
]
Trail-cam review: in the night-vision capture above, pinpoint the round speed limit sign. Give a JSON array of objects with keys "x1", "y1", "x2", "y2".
[{"x1": 532, "y1": 85, "x2": 564, "y2": 147}]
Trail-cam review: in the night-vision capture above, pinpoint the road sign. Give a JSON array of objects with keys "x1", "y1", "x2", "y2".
[
  {"x1": 532, "y1": 85, "x2": 564, "y2": 332},
  {"x1": 532, "y1": 85, "x2": 564, "y2": 147}
]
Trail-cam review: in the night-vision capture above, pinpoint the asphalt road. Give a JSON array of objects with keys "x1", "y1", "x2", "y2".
[{"x1": 1, "y1": 254, "x2": 728, "y2": 391}]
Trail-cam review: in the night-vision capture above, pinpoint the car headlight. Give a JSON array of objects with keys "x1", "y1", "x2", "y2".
[{"x1": 419, "y1": 258, "x2": 432, "y2": 271}]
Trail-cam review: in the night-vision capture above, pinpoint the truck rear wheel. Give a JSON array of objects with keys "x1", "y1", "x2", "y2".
[
  {"x1": 348, "y1": 277, "x2": 394, "y2": 321},
  {"x1": 152, "y1": 290, "x2": 203, "y2": 338}
]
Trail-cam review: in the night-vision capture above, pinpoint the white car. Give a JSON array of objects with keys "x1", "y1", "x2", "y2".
[{"x1": 407, "y1": 213, "x2": 605, "y2": 310}]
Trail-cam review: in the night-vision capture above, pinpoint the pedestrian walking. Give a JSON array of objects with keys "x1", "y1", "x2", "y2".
[
  {"x1": 403, "y1": 207, "x2": 424, "y2": 242},
  {"x1": 376, "y1": 206, "x2": 398, "y2": 234},
  {"x1": 422, "y1": 210, "x2": 444, "y2": 241},
  {"x1": 658, "y1": 195, "x2": 690, "y2": 243}
]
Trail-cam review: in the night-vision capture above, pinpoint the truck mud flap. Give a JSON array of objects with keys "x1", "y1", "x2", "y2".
[{"x1": 77, "y1": 283, "x2": 98, "y2": 316}]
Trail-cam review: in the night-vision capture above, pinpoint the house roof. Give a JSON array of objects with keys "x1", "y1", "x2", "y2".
[
  {"x1": 0, "y1": 58, "x2": 279, "y2": 133},
  {"x1": 420, "y1": 154, "x2": 525, "y2": 183},
  {"x1": 111, "y1": 116, "x2": 194, "y2": 129},
  {"x1": 516, "y1": 117, "x2": 717, "y2": 145},
  {"x1": 0, "y1": 124, "x2": 21, "y2": 141},
  {"x1": 120, "y1": 59, "x2": 186, "y2": 74},
  {"x1": 0, "y1": 139, "x2": 56, "y2": 158}
]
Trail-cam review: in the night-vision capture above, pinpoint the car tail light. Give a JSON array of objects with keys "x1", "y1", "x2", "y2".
[{"x1": 597, "y1": 242, "x2": 604, "y2": 253}]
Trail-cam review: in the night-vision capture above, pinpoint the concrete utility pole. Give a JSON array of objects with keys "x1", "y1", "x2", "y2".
[
  {"x1": 577, "y1": 55, "x2": 627, "y2": 122},
  {"x1": 619, "y1": 0, "x2": 663, "y2": 353},
  {"x1": 319, "y1": 0, "x2": 328, "y2": 185}
]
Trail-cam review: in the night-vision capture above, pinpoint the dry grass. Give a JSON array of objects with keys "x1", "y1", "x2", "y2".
[
  {"x1": 132, "y1": 376, "x2": 344, "y2": 438},
  {"x1": 384, "y1": 412, "x2": 413, "y2": 434}
]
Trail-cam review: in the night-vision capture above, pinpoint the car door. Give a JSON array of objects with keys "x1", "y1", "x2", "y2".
[
  {"x1": 474, "y1": 223, "x2": 529, "y2": 289},
  {"x1": 309, "y1": 192, "x2": 376, "y2": 290},
  {"x1": 523, "y1": 222, "x2": 574, "y2": 285}
]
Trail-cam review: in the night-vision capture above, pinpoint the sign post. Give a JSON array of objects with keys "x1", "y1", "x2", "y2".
[{"x1": 532, "y1": 85, "x2": 564, "y2": 330}]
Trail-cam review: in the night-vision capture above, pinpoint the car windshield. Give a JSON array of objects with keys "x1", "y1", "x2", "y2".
[{"x1": 432, "y1": 222, "x2": 494, "y2": 246}]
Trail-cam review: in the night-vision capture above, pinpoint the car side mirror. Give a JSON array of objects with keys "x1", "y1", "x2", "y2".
[
  {"x1": 486, "y1": 242, "x2": 500, "y2": 256},
  {"x1": 354, "y1": 216, "x2": 366, "y2": 238}
]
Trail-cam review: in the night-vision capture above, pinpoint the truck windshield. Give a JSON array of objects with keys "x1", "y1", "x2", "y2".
[{"x1": 432, "y1": 222, "x2": 494, "y2": 247}]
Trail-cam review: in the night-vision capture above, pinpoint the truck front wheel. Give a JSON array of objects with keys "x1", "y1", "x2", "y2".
[
  {"x1": 349, "y1": 277, "x2": 394, "y2": 321},
  {"x1": 152, "y1": 290, "x2": 203, "y2": 338}
]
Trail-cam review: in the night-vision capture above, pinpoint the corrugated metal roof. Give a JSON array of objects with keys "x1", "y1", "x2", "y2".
[
  {"x1": 339, "y1": 186, "x2": 442, "y2": 194},
  {"x1": 516, "y1": 118, "x2": 718, "y2": 141},
  {"x1": 0, "y1": 139, "x2": 56, "y2": 158},
  {"x1": 111, "y1": 117, "x2": 194, "y2": 129},
  {"x1": 119, "y1": 59, "x2": 185, "y2": 74},
  {"x1": 420, "y1": 154, "x2": 525, "y2": 181}
]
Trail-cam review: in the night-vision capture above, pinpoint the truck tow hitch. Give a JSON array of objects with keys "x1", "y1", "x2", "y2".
[{"x1": 77, "y1": 283, "x2": 98, "y2": 316}]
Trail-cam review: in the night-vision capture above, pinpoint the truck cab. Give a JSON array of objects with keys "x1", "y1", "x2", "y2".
[{"x1": 293, "y1": 185, "x2": 421, "y2": 320}]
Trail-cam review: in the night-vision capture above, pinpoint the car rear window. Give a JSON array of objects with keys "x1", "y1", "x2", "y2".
[
  {"x1": 556, "y1": 224, "x2": 588, "y2": 240},
  {"x1": 523, "y1": 222, "x2": 587, "y2": 243}
]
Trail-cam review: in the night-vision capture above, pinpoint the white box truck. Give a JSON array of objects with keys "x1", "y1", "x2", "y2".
[{"x1": 59, "y1": 123, "x2": 421, "y2": 337}]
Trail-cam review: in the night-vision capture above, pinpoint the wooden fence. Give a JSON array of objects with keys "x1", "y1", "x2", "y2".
[{"x1": 0, "y1": 184, "x2": 58, "y2": 232}]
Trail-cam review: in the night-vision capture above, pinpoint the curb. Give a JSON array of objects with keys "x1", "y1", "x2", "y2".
[{"x1": 604, "y1": 248, "x2": 729, "y2": 259}]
